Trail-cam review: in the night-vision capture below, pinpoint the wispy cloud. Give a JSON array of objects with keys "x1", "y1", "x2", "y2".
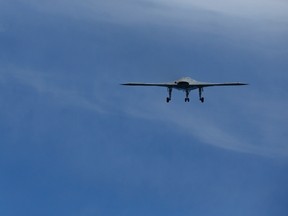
[
  {"x1": 2, "y1": 0, "x2": 287, "y2": 158},
  {"x1": 26, "y1": 0, "x2": 288, "y2": 24},
  {"x1": 21, "y1": 0, "x2": 288, "y2": 47},
  {"x1": 159, "y1": 0, "x2": 288, "y2": 20},
  {"x1": 121, "y1": 89, "x2": 288, "y2": 157},
  {"x1": 0, "y1": 67, "x2": 105, "y2": 113}
]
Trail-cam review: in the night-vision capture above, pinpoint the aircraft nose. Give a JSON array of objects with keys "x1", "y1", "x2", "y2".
[{"x1": 177, "y1": 81, "x2": 190, "y2": 87}]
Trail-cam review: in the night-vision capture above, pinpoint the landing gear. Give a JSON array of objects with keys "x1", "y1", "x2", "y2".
[
  {"x1": 199, "y1": 88, "x2": 204, "y2": 103},
  {"x1": 166, "y1": 87, "x2": 204, "y2": 103},
  {"x1": 185, "y1": 90, "x2": 190, "y2": 102},
  {"x1": 166, "y1": 88, "x2": 172, "y2": 103}
]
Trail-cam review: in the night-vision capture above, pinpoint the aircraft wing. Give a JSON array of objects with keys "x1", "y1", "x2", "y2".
[
  {"x1": 121, "y1": 82, "x2": 176, "y2": 87},
  {"x1": 122, "y1": 78, "x2": 247, "y2": 103},
  {"x1": 191, "y1": 82, "x2": 248, "y2": 88}
]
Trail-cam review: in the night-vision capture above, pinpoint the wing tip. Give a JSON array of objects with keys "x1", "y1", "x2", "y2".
[{"x1": 121, "y1": 83, "x2": 136, "y2": 86}]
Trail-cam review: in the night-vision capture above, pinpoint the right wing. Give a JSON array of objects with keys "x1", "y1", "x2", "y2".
[{"x1": 190, "y1": 82, "x2": 248, "y2": 88}]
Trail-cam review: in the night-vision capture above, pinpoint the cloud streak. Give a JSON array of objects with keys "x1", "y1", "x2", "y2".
[
  {"x1": 26, "y1": 0, "x2": 288, "y2": 24},
  {"x1": 21, "y1": 0, "x2": 287, "y2": 47},
  {"x1": 159, "y1": 0, "x2": 288, "y2": 20},
  {"x1": 120, "y1": 89, "x2": 288, "y2": 157},
  {"x1": 0, "y1": 67, "x2": 105, "y2": 114},
  {"x1": 2, "y1": 0, "x2": 287, "y2": 158}
]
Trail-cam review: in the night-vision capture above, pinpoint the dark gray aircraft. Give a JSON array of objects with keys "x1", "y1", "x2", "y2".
[{"x1": 122, "y1": 77, "x2": 248, "y2": 103}]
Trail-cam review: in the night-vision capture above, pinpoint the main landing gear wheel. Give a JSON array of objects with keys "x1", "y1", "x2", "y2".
[
  {"x1": 198, "y1": 88, "x2": 204, "y2": 103},
  {"x1": 185, "y1": 98, "x2": 190, "y2": 102},
  {"x1": 166, "y1": 87, "x2": 172, "y2": 103}
]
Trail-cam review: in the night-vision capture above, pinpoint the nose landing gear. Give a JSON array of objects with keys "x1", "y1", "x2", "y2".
[
  {"x1": 185, "y1": 90, "x2": 190, "y2": 102},
  {"x1": 166, "y1": 87, "x2": 205, "y2": 103}
]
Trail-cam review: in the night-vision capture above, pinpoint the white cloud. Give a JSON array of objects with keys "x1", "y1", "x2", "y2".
[
  {"x1": 2, "y1": 0, "x2": 287, "y2": 158},
  {"x1": 160, "y1": 0, "x2": 288, "y2": 20},
  {"x1": 121, "y1": 89, "x2": 288, "y2": 157},
  {"x1": 25, "y1": 0, "x2": 288, "y2": 24},
  {"x1": 0, "y1": 67, "x2": 105, "y2": 113}
]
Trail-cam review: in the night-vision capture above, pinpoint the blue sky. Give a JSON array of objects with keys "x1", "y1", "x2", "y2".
[{"x1": 1, "y1": 0, "x2": 288, "y2": 215}]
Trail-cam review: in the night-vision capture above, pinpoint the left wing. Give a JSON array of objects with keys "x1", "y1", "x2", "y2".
[{"x1": 121, "y1": 82, "x2": 176, "y2": 87}]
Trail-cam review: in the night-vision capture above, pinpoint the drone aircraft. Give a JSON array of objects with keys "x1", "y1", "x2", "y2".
[{"x1": 122, "y1": 77, "x2": 248, "y2": 103}]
